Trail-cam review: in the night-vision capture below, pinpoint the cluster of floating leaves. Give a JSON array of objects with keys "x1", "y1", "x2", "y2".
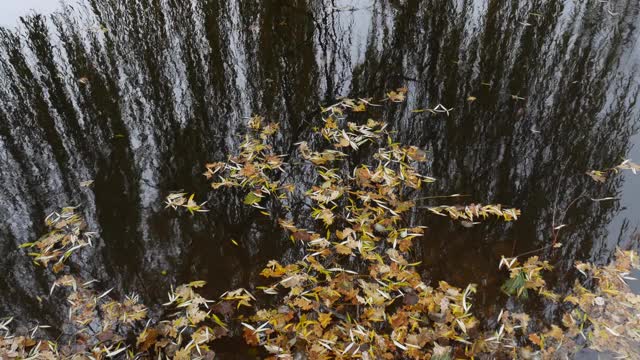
[
  {"x1": 586, "y1": 158, "x2": 640, "y2": 183},
  {"x1": 19, "y1": 206, "x2": 95, "y2": 273},
  {"x1": 207, "y1": 92, "x2": 638, "y2": 359},
  {"x1": 4, "y1": 209, "x2": 151, "y2": 358},
  {"x1": 499, "y1": 256, "x2": 557, "y2": 300},
  {"x1": 427, "y1": 204, "x2": 520, "y2": 223},
  {"x1": 200, "y1": 92, "x2": 529, "y2": 359},
  {"x1": 164, "y1": 192, "x2": 209, "y2": 214},
  {"x1": 133, "y1": 281, "x2": 252, "y2": 359},
  {"x1": 564, "y1": 250, "x2": 640, "y2": 358},
  {"x1": 490, "y1": 250, "x2": 640, "y2": 359},
  {"x1": 3, "y1": 89, "x2": 640, "y2": 359},
  {"x1": 4, "y1": 209, "x2": 251, "y2": 359},
  {"x1": 203, "y1": 115, "x2": 290, "y2": 216}
]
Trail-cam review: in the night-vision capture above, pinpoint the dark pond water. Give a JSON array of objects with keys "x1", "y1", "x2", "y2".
[{"x1": 1, "y1": 0, "x2": 639, "y2": 356}]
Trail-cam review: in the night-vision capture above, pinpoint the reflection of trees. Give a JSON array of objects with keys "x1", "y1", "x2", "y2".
[
  {"x1": 345, "y1": 0, "x2": 640, "y2": 314},
  {"x1": 0, "y1": 0, "x2": 638, "y2": 330}
]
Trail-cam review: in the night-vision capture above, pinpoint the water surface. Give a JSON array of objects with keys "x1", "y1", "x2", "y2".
[{"x1": 0, "y1": 0, "x2": 639, "y2": 355}]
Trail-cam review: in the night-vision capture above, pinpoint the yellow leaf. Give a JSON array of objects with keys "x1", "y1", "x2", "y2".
[
  {"x1": 318, "y1": 312, "x2": 332, "y2": 328},
  {"x1": 188, "y1": 280, "x2": 207, "y2": 288},
  {"x1": 352, "y1": 102, "x2": 366, "y2": 112}
]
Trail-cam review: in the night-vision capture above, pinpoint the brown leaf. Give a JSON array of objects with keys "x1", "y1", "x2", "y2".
[{"x1": 528, "y1": 333, "x2": 542, "y2": 346}]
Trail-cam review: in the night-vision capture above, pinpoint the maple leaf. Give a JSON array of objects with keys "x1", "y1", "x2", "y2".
[
  {"x1": 293, "y1": 297, "x2": 314, "y2": 310},
  {"x1": 528, "y1": 333, "x2": 542, "y2": 346},
  {"x1": 335, "y1": 243, "x2": 353, "y2": 255},
  {"x1": 387, "y1": 90, "x2": 406, "y2": 102},
  {"x1": 318, "y1": 313, "x2": 332, "y2": 328},
  {"x1": 136, "y1": 328, "x2": 159, "y2": 352}
]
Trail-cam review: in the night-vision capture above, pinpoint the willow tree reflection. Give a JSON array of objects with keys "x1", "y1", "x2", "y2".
[{"x1": 0, "y1": 0, "x2": 637, "y2": 333}]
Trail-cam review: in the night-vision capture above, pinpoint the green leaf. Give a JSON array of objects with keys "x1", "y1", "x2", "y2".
[
  {"x1": 211, "y1": 313, "x2": 228, "y2": 329},
  {"x1": 244, "y1": 192, "x2": 261, "y2": 205}
]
